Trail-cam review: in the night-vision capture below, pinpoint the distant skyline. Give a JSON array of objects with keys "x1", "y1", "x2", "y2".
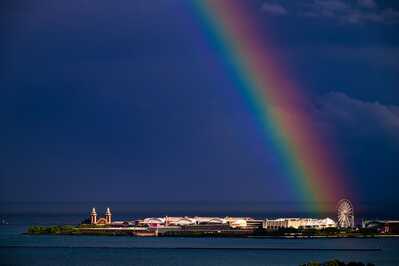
[{"x1": 1, "y1": 0, "x2": 398, "y2": 207}]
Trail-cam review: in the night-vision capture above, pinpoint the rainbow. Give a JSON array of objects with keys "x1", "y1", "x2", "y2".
[{"x1": 191, "y1": 0, "x2": 348, "y2": 212}]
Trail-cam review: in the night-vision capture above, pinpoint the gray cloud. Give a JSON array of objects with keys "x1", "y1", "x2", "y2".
[
  {"x1": 261, "y1": 2, "x2": 288, "y2": 16},
  {"x1": 261, "y1": 0, "x2": 399, "y2": 24},
  {"x1": 316, "y1": 92, "x2": 399, "y2": 140},
  {"x1": 357, "y1": 0, "x2": 377, "y2": 9},
  {"x1": 304, "y1": 0, "x2": 399, "y2": 24}
]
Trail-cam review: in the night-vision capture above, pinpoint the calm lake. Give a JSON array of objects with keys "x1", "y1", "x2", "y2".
[{"x1": 1, "y1": 202, "x2": 398, "y2": 265}]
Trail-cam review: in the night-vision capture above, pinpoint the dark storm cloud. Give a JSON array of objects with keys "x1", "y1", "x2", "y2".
[
  {"x1": 0, "y1": 0, "x2": 398, "y2": 204},
  {"x1": 316, "y1": 92, "x2": 399, "y2": 140},
  {"x1": 261, "y1": 2, "x2": 288, "y2": 15},
  {"x1": 314, "y1": 92, "x2": 399, "y2": 202},
  {"x1": 261, "y1": 0, "x2": 399, "y2": 24},
  {"x1": 357, "y1": 0, "x2": 377, "y2": 9}
]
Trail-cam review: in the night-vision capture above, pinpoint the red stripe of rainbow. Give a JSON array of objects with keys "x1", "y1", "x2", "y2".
[{"x1": 192, "y1": 0, "x2": 348, "y2": 212}]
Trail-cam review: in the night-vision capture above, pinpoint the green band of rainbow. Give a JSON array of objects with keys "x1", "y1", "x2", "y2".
[{"x1": 192, "y1": 0, "x2": 348, "y2": 212}]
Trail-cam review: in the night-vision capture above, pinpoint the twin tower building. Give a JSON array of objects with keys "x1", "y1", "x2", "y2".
[{"x1": 90, "y1": 207, "x2": 112, "y2": 225}]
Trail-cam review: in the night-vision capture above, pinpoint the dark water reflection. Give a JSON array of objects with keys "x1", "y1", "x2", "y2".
[{"x1": 0, "y1": 202, "x2": 398, "y2": 265}]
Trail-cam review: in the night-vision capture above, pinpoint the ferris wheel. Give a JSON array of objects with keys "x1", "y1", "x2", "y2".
[{"x1": 337, "y1": 199, "x2": 354, "y2": 228}]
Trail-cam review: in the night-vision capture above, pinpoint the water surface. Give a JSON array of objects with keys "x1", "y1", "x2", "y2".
[{"x1": 0, "y1": 203, "x2": 398, "y2": 265}]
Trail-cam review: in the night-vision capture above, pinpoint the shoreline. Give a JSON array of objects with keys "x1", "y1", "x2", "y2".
[
  {"x1": 1, "y1": 246, "x2": 383, "y2": 251},
  {"x1": 25, "y1": 225, "x2": 399, "y2": 238}
]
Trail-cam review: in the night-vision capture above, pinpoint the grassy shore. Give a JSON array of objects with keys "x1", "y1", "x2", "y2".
[
  {"x1": 25, "y1": 225, "x2": 398, "y2": 238},
  {"x1": 27, "y1": 225, "x2": 135, "y2": 236},
  {"x1": 27, "y1": 225, "x2": 79, "y2": 235}
]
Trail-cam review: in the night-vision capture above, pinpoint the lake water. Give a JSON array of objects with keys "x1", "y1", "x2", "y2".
[{"x1": 1, "y1": 202, "x2": 399, "y2": 265}]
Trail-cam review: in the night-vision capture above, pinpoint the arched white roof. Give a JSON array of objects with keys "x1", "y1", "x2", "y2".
[
  {"x1": 168, "y1": 218, "x2": 195, "y2": 225},
  {"x1": 143, "y1": 218, "x2": 164, "y2": 224}
]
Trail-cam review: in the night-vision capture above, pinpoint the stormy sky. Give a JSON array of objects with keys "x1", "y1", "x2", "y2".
[{"x1": 0, "y1": 0, "x2": 398, "y2": 206}]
